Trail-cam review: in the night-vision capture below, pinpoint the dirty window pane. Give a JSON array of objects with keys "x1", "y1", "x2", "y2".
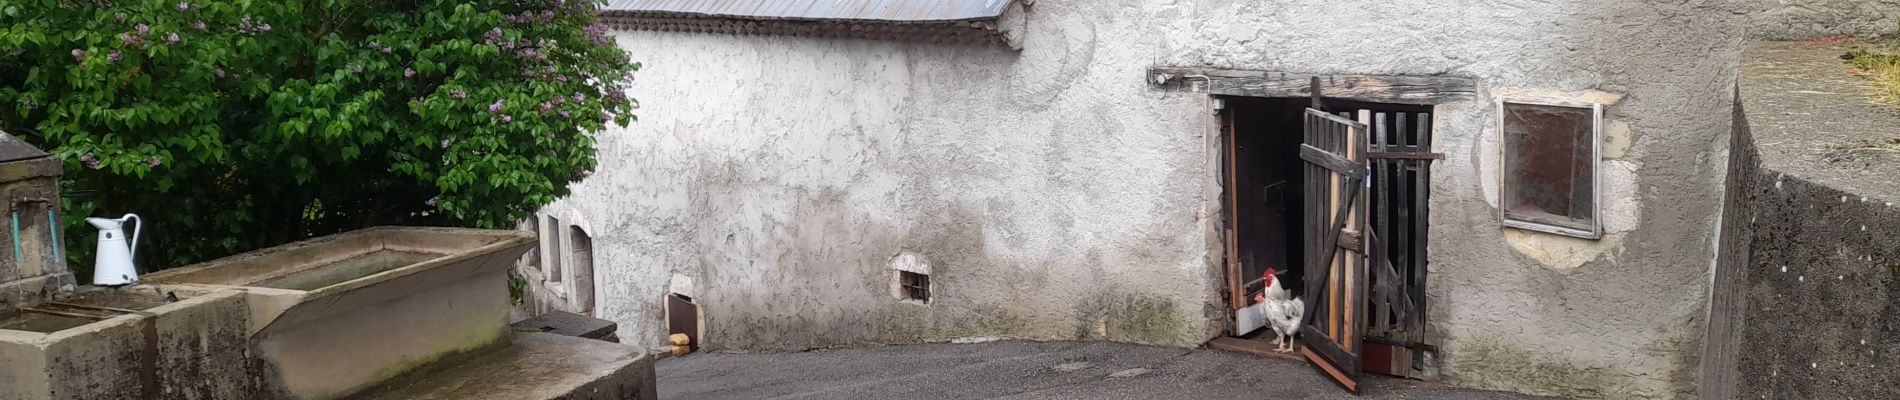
[{"x1": 1500, "y1": 102, "x2": 1598, "y2": 236}]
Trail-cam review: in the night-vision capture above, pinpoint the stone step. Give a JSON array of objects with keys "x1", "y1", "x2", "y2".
[{"x1": 347, "y1": 332, "x2": 656, "y2": 400}]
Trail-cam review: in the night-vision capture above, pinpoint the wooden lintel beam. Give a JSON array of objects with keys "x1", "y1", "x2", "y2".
[{"x1": 1149, "y1": 67, "x2": 1477, "y2": 105}]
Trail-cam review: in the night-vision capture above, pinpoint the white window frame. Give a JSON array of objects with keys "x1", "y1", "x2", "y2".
[{"x1": 1496, "y1": 98, "x2": 1604, "y2": 239}]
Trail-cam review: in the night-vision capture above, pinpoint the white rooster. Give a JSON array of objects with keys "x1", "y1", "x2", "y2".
[{"x1": 1252, "y1": 268, "x2": 1305, "y2": 353}]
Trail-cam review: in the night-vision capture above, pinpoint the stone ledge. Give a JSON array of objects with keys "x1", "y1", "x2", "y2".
[{"x1": 1741, "y1": 40, "x2": 1900, "y2": 204}]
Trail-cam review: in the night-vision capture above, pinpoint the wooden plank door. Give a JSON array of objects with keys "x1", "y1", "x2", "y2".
[
  {"x1": 1363, "y1": 109, "x2": 1439, "y2": 378},
  {"x1": 1298, "y1": 108, "x2": 1370, "y2": 394}
]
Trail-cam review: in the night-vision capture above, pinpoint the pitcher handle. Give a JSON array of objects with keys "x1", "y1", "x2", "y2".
[{"x1": 122, "y1": 213, "x2": 140, "y2": 260}]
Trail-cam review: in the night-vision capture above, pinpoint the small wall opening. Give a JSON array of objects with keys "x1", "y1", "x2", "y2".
[
  {"x1": 898, "y1": 271, "x2": 930, "y2": 303},
  {"x1": 666, "y1": 293, "x2": 700, "y2": 352}
]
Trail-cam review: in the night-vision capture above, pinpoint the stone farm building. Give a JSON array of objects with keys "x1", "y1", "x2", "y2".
[{"x1": 510, "y1": 1, "x2": 1900, "y2": 399}]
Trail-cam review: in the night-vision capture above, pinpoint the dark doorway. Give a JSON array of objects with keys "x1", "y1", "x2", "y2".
[{"x1": 1227, "y1": 97, "x2": 1312, "y2": 301}]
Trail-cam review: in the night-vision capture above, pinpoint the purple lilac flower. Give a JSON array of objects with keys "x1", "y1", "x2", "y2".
[
  {"x1": 176, "y1": 2, "x2": 188, "y2": 11},
  {"x1": 166, "y1": 32, "x2": 180, "y2": 44},
  {"x1": 542, "y1": 66, "x2": 556, "y2": 75},
  {"x1": 259, "y1": 23, "x2": 270, "y2": 32},
  {"x1": 484, "y1": 28, "x2": 502, "y2": 43},
  {"x1": 554, "y1": 75, "x2": 568, "y2": 82},
  {"x1": 79, "y1": 153, "x2": 101, "y2": 170},
  {"x1": 552, "y1": 96, "x2": 565, "y2": 105},
  {"x1": 213, "y1": 67, "x2": 225, "y2": 78},
  {"x1": 135, "y1": 23, "x2": 149, "y2": 36},
  {"x1": 425, "y1": 196, "x2": 439, "y2": 207},
  {"x1": 106, "y1": 51, "x2": 121, "y2": 62},
  {"x1": 192, "y1": 21, "x2": 206, "y2": 30},
  {"x1": 114, "y1": 13, "x2": 126, "y2": 23},
  {"x1": 583, "y1": 23, "x2": 611, "y2": 45},
  {"x1": 368, "y1": 42, "x2": 380, "y2": 51},
  {"x1": 521, "y1": 68, "x2": 536, "y2": 78},
  {"x1": 348, "y1": 64, "x2": 362, "y2": 73},
  {"x1": 488, "y1": 100, "x2": 504, "y2": 113},
  {"x1": 558, "y1": 110, "x2": 571, "y2": 119},
  {"x1": 498, "y1": 114, "x2": 512, "y2": 123},
  {"x1": 537, "y1": 102, "x2": 552, "y2": 113},
  {"x1": 440, "y1": 139, "x2": 452, "y2": 149},
  {"x1": 120, "y1": 33, "x2": 137, "y2": 45},
  {"x1": 147, "y1": 157, "x2": 161, "y2": 167},
  {"x1": 382, "y1": 47, "x2": 391, "y2": 54},
  {"x1": 403, "y1": 68, "x2": 415, "y2": 78},
  {"x1": 451, "y1": 90, "x2": 467, "y2": 100},
  {"x1": 539, "y1": 10, "x2": 555, "y2": 21},
  {"x1": 572, "y1": 93, "x2": 585, "y2": 103}
]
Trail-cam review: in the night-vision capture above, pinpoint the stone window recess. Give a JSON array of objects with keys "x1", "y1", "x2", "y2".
[
  {"x1": 567, "y1": 226, "x2": 595, "y2": 315},
  {"x1": 887, "y1": 251, "x2": 932, "y2": 304},
  {"x1": 545, "y1": 215, "x2": 564, "y2": 282},
  {"x1": 1498, "y1": 99, "x2": 1603, "y2": 239},
  {"x1": 521, "y1": 217, "x2": 541, "y2": 268}
]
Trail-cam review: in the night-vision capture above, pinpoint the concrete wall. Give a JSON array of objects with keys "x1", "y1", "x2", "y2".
[
  {"x1": 1705, "y1": 40, "x2": 1900, "y2": 400},
  {"x1": 1729, "y1": 147, "x2": 1900, "y2": 400},
  {"x1": 544, "y1": 1, "x2": 1747, "y2": 397},
  {"x1": 1745, "y1": 0, "x2": 1900, "y2": 40}
]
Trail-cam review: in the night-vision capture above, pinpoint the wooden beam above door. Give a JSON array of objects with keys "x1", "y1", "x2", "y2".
[{"x1": 1148, "y1": 68, "x2": 1477, "y2": 105}]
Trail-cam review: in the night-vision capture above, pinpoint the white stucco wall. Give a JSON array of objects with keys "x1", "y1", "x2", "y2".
[{"x1": 534, "y1": 1, "x2": 1746, "y2": 398}]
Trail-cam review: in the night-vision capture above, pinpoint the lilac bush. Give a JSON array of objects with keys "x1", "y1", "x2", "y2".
[{"x1": 0, "y1": 0, "x2": 639, "y2": 269}]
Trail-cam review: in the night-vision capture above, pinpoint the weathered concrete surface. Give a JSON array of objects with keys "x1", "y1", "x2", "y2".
[
  {"x1": 656, "y1": 340, "x2": 1554, "y2": 399},
  {"x1": 146, "y1": 227, "x2": 535, "y2": 400},
  {"x1": 348, "y1": 332, "x2": 658, "y2": 400},
  {"x1": 1745, "y1": 0, "x2": 1900, "y2": 40},
  {"x1": 0, "y1": 286, "x2": 253, "y2": 400},
  {"x1": 0, "y1": 135, "x2": 68, "y2": 309},
  {"x1": 1714, "y1": 40, "x2": 1900, "y2": 400},
  {"x1": 548, "y1": 1, "x2": 1749, "y2": 398},
  {"x1": 1740, "y1": 41, "x2": 1900, "y2": 202}
]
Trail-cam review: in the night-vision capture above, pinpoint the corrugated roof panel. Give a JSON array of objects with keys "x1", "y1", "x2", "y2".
[{"x1": 601, "y1": 0, "x2": 1011, "y2": 22}]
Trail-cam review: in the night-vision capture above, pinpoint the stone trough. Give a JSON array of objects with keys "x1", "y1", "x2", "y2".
[
  {"x1": 144, "y1": 227, "x2": 534, "y2": 399},
  {"x1": 0, "y1": 285, "x2": 253, "y2": 399}
]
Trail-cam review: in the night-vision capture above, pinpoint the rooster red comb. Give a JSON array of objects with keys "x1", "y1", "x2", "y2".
[{"x1": 1264, "y1": 267, "x2": 1277, "y2": 278}]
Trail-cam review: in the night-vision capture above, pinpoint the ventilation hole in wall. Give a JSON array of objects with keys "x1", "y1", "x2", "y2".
[{"x1": 898, "y1": 271, "x2": 930, "y2": 303}]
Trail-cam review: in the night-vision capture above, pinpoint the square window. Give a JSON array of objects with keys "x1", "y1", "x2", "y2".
[
  {"x1": 1499, "y1": 99, "x2": 1602, "y2": 239},
  {"x1": 898, "y1": 271, "x2": 930, "y2": 303}
]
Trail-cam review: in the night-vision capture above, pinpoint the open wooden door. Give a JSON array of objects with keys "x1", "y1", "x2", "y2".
[{"x1": 1298, "y1": 107, "x2": 1371, "y2": 393}]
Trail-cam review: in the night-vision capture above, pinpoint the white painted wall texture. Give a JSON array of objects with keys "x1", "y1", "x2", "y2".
[{"x1": 532, "y1": 1, "x2": 1748, "y2": 398}]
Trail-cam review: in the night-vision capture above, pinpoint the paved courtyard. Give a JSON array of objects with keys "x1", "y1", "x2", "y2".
[{"x1": 655, "y1": 340, "x2": 1557, "y2": 399}]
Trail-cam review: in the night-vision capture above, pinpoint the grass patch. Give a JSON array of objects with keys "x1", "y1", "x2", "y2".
[
  {"x1": 1843, "y1": 48, "x2": 1900, "y2": 153},
  {"x1": 1846, "y1": 48, "x2": 1900, "y2": 108}
]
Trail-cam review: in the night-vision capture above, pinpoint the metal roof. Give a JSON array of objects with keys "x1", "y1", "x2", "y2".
[{"x1": 600, "y1": 0, "x2": 1013, "y2": 22}]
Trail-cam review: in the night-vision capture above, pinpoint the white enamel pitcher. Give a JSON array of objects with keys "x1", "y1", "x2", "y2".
[{"x1": 87, "y1": 214, "x2": 141, "y2": 286}]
